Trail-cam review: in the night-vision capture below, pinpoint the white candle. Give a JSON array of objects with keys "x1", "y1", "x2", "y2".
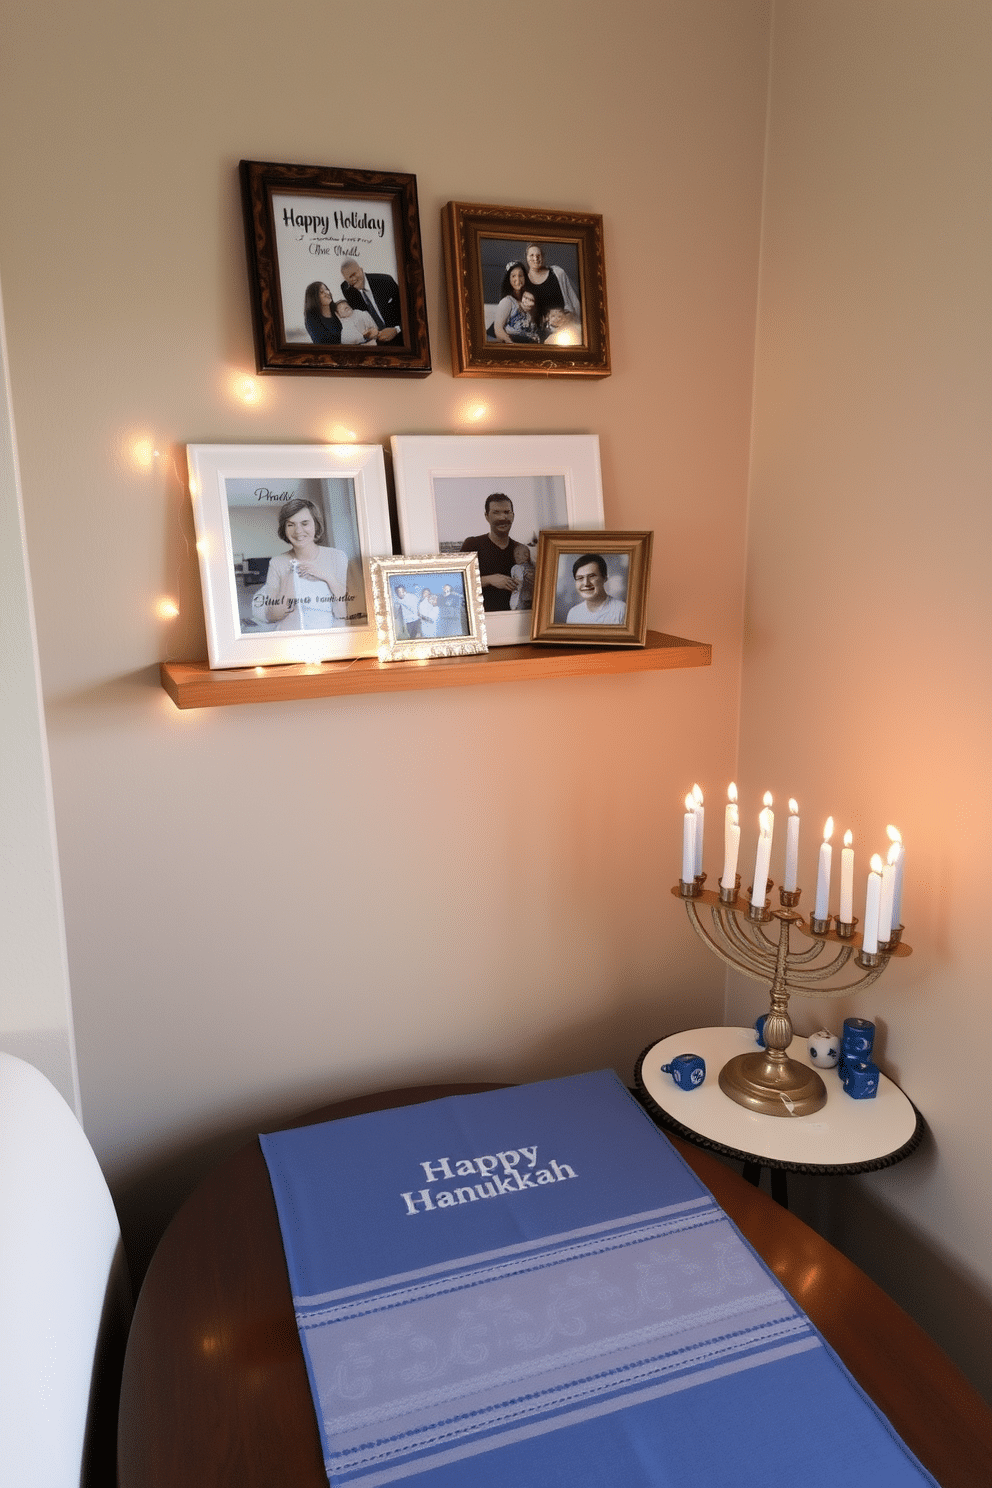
[
  {"x1": 724, "y1": 783, "x2": 738, "y2": 864},
  {"x1": 814, "y1": 817, "x2": 834, "y2": 919},
  {"x1": 691, "y1": 783, "x2": 704, "y2": 877},
  {"x1": 784, "y1": 799, "x2": 800, "y2": 891},
  {"x1": 762, "y1": 791, "x2": 774, "y2": 840},
  {"x1": 878, "y1": 843, "x2": 898, "y2": 943},
  {"x1": 721, "y1": 803, "x2": 740, "y2": 890},
  {"x1": 839, "y1": 830, "x2": 855, "y2": 923},
  {"x1": 751, "y1": 806, "x2": 773, "y2": 907},
  {"x1": 682, "y1": 794, "x2": 697, "y2": 882},
  {"x1": 887, "y1": 825, "x2": 905, "y2": 927},
  {"x1": 863, "y1": 853, "x2": 883, "y2": 953}
]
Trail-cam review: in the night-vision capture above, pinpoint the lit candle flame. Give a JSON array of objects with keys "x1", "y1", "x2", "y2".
[
  {"x1": 788, "y1": 798, "x2": 799, "y2": 815},
  {"x1": 685, "y1": 793, "x2": 695, "y2": 812},
  {"x1": 844, "y1": 829, "x2": 853, "y2": 847},
  {"x1": 886, "y1": 824, "x2": 902, "y2": 845},
  {"x1": 691, "y1": 783, "x2": 703, "y2": 807},
  {"x1": 728, "y1": 782, "x2": 737, "y2": 803},
  {"x1": 870, "y1": 853, "x2": 884, "y2": 874},
  {"x1": 763, "y1": 791, "x2": 773, "y2": 807},
  {"x1": 823, "y1": 817, "x2": 834, "y2": 842}
]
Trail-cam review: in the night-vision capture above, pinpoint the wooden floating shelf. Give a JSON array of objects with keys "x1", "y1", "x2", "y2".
[{"x1": 160, "y1": 630, "x2": 711, "y2": 710}]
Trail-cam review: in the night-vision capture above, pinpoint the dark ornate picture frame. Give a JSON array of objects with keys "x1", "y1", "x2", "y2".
[
  {"x1": 442, "y1": 201, "x2": 610, "y2": 379},
  {"x1": 240, "y1": 160, "x2": 431, "y2": 377}
]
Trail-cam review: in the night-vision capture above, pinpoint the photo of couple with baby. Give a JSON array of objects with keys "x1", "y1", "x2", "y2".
[
  {"x1": 303, "y1": 259, "x2": 404, "y2": 348},
  {"x1": 483, "y1": 240, "x2": 583, "y2": 348}
]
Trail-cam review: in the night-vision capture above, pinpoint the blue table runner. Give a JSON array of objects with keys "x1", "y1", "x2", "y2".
[{"x1": 260, "y1": 1070, "x2": 936, "y2": 1487}]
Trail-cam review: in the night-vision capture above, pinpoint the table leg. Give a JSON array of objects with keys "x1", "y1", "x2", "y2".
[
  {"x1": 770, "y1": 1168, "x2": 790, "y2": 1209},
  {"x1": 741, "y1": 1161, "x2": 789, "y2": 1209}
]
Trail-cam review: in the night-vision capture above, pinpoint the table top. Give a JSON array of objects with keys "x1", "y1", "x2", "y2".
[
  {"x1": 116, "y1": 1082, "x2": 992, "y2": 1488},
  {"x1": 637, "y1": 1027, "x2": 925, "y2": 1173}
]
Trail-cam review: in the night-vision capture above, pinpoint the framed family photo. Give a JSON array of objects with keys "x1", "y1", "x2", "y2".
[
  {"x1": 369, "y1": 554, "x2": 488, "y2": 663},
  {"x1": 442, "y1": 202, "x2": 610, "y2": 378},
  {"x1": 390, "y1": 435, "x2": 605, "y2": 647},
  {"x1": 531, "y1": 530, "x2": 653, "y2": 647},
  {"x1": 187, "y1": 443, "x2": 392, "y2": 669},
  {"x1": 240, "y1": 160, "x2": 431, "y2": 376}
]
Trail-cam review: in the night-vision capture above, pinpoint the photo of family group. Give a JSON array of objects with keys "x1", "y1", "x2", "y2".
[
  {"x1": 224, "y1": 477, "x2": 366, "y2": 636},
  {"x1": 389, "y1": 571, "x2": 469, "y2": 640},
  {"x1": 480, "y1": 238, "x2": 584, "y2": 348}
]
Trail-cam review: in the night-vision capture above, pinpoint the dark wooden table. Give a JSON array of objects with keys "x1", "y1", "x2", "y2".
[{"x1": 117, "y1": 1084, "x2": 992, "y2": 1488}]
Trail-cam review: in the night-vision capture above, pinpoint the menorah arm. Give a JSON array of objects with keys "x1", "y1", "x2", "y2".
[
  {"x1": 683, "y1": 900, "x2": 775, "y2": 984},
  {"x1": 783, "y1": 959, "x2": 892, "y2": 1000}
]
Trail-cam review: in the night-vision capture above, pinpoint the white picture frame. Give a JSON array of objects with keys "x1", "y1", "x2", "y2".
[
  {"x1": 187, "y1": 443, "x2": 392, "y2": 669},
  {"x1": 390, "y1": 434, "x2": 604, "y2": 646}
]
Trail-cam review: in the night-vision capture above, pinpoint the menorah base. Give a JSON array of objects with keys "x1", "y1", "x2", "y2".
[{"x1": 719, "y1": 1050, "x2": 827, "y2": 1117}]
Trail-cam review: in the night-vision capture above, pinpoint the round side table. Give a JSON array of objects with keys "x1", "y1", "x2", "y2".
[{"x1": 636, "y1": 1026, "x2": 925, "y2": 1206}]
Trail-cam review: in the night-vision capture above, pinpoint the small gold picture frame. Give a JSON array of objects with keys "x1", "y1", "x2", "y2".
[{"x1": 530, "y1": 531, "x2": 653, "y2": 647}]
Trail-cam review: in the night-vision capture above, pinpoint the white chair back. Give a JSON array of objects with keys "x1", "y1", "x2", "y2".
[{"x1": 0, "y1": 1052, "x2": 125, "y2": 1488}]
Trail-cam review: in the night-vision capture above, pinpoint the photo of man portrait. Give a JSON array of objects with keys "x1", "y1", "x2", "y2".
[
  {"x1": 460, "y1": 494, "x2": 532, "y2": 612},
  {"x1": 564, "y1": 552, "x2": 627, "y2": 625},
  {"x1": 340, "y1": 259, "x2": 403, "y2": 345}
]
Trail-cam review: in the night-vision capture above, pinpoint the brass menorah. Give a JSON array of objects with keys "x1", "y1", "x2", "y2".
[{"x1": 672, "y1": 876, "x2": 911, "y2": 1116}]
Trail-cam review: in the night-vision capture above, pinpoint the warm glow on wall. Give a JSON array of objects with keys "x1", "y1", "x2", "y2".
[
  {"x1": 228, "y1": 371, "x2": 262, "y2": 406},
  {"x1": 327, "y1": 423, "x2": 358, "y2": 443},
  {"x1": 130, "y1": 436, "x2": 159, "y2": 470},
  {"x1": 156, "y1": 597, "x2": 180, "y2": 620},
  {"x1": 459, "y1": 400, "x2": 491, "y2": 424}
]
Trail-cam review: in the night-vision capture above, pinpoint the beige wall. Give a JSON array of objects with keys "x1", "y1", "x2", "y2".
[
  {"x1": 0, "y1": 1, "x2": 769, "y2": 1263},
  {"x1": 733, "y1": 0, "x2": 992, "y2": 1395},
  {"x1": 0, "y1": 290, "x2": 78, "y2": 1110}
]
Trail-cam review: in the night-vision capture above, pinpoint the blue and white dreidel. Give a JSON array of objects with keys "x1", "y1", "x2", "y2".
[
  {"x1": 842, "y1": 1059, "x2": 880, "y2": 1099},
  {"x1": 661, "y1": 1053, "x2": 706, "y2": 1091},
  {"x1": 808, "y1": 1029, "x2": 840, "y2": 1069},
  {"x1": 841, "y1": 1018, "x2": 875, "y2": 1068},
  {"x1": 754, "y1": 1014, "x2": 768, "y2": 1048}
]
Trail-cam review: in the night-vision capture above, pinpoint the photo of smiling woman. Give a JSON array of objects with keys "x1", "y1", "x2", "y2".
[
  {"x1": 250, "y1": 498, "x2": 349, "y2": 630},
  {"x1": 303, "y1": 282, "x2": 342, "y2": 344}
]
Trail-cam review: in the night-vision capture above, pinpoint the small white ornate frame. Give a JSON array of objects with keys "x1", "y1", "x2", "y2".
[{"x1": 369, "y1": 553, "x2": 488, "y2": 663}]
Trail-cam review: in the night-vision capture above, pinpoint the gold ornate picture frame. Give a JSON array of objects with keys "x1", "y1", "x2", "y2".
[{"x1": 442, "y1": 202, "x2": 610, "y2": 378}]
